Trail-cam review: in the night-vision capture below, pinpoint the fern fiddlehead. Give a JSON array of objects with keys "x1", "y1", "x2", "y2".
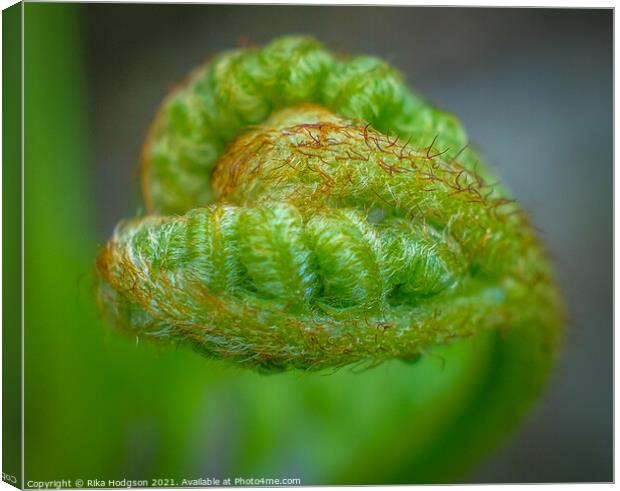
[{"x1": 96, "y1": 36, "x2": 563, "y2": 480}]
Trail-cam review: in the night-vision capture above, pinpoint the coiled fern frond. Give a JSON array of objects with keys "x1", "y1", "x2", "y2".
[
  {"x1": 98, "y1": 37, "x2": 561, "y2": 375},
  {"x1": 96, "y1": 35, "x2": 564, "y2": 483},
  {"x1": 98, "y1": 37, "x2": 562, "y2": 484}
]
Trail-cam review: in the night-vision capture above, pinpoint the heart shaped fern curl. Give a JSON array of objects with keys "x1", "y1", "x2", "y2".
[{"x1": 97, "y1": 37, "x2": 562, "y2": 377}]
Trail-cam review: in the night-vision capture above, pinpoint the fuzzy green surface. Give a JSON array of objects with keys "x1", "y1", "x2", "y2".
[{"x1": 97, "y1": 35, "x2": 564, "y2": 481}]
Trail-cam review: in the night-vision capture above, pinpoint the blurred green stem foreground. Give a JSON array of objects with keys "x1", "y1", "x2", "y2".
[{"x1": 25, "y1": 4, "x2": 553, "y2": 484}]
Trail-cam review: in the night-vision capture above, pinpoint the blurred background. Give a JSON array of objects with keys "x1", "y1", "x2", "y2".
[{"x1": 24, "y1": 4, "x2": 611, "y2": 485}]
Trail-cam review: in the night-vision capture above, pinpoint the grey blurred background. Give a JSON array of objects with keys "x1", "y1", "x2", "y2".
[{"x1": 81, "y1": 6, "x2": 612, "y2": 483}]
